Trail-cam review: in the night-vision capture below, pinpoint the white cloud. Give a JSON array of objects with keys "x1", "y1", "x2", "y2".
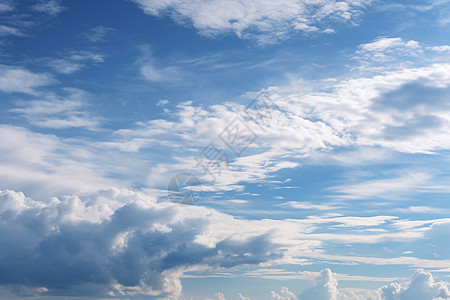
[
  {"x1": 0, "y1": 0, "x2": 14, "y2": 13},
  {"x1": 141, "y1": 59, "x2": 183, "y2": 83},
  {"x1": 359, "y1": 37, "x2": 409, "y2": 52},
  {"x1": 0, "y1": 125, "x2": 121, "y2": 198},
  {"x1": 356, "y1": 37, "x2": 422, "y2": 62},
  {"x1": 0, "y1": 65, "x2": 53, "y2": 94},
  {"x1": 32, "y1": 0, "x2": 65, "y2": 16},
  {"x1": 82, "y1": 26, "x2": 114, "y2": 42},
  {"x1": 298, "y1": 268, "x2": 339, "y2": 300},
  {"x1": 239, "y1": 293, "x2": 251, "y2": 300},
  {"x1": 379, "y1": 269, "x2": 450, "y2": 300},
  {"x1": 328, "y1": 172, "x2": 447, "y2": 201},
  {"x1": 296, "y1": 269, "x2": 382, "y2": 299},
  {"x1": 10, "y1": 88, "x2": 101, "y2": 129},
  {"x1": 215, "y1": 292, "x2": 226, "y2": 300},
  {"x1": 271, "y1": 269, "x2": 450, "y2": 300},
  {"x1": 271, "y1": 286, "x2": 297, "y2": 300},
  {"x1": 47, "y1": 51, "x2": 104, "y2": 74},
  {"x1": 157, "y1": 99, "x2": 169, "y2": 106},
  {"x1": 0, "y1": 24, "x2": 23, "y2": 37},
  {"x1": 430, "y1": 45, "x2": 450, "y2": 53},
  {"x1": 132, "y1": 0, "x2": 372, "y2": 43}
]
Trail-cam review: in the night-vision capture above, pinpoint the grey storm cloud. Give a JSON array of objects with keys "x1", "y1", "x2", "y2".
[{"x1": 0, "y1": 189, "x2": 282, "y2": 299}]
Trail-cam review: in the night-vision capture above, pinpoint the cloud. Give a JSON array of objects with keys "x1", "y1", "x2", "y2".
[
  {"x1": 430, "y1": 45, "x2": 450, "y2": 53},
  {"x1": 0, "y1": 188, "x2": 297, "y2": 298},
  {"x1": 380, "y1": 269, "x2": 450, "y2": 300},
  {"x1": 0, "y1": 125, "x2": 120, "y2": 198},
  {"x1": 82, "y1": 26, "x2": 114, "y2": 42},
  {"x1": 0, "y1": 65, "x2": 53, "y2": 94},
  {"x1": 47, "y1": 51, "x2": 104, "y2": 74},
  {"x1": 215, "y1": 292, "x2": 226, "y2": 300},
  {"x1": 132, "y1": 0, "x2": 372, "y2": 43},
  {"x1": 0, "y1": 0, "x2": 14, "y2": 13},
  {"x1": 140, "y1": 59, "x2": 183, "y2": 83},
  {"x1": 358, "y1": 37, "x2": 415, "y2": 52},
  {"x1": 32, "y1": 0, "x2": 65, "y2": 16},
  {"x1": 356, "y1": 37, "x2": 422, "y2": 62},
  {"x1": 271, "y1": 286, "x2": 297, "y2": 300},
  {"x1": 271, "y1": 269, "x2": 450, "y2": 300},
  {"x1": 298, "y1": 269, "x2": 339, "y2": 300},
  {"x1": 328, "y1": 172, "x2": 447, "y2": 201},
  {"x1": 157, "y1": 99, "x2": 169, "y2": 106},
  {"x1": 10, "y1": 88, "x2": 102, "y2": 129},
  {"x1": 0, "y1": 24, "x2": 23, "y2": 37}
]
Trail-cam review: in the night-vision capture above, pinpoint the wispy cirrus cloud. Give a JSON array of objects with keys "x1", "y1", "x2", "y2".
[
  {"x1": 10, "y1": 88, "x2": 102, "y2": 130},
  {"x1": 0, "y1": 0, "x2": 14, "y2": 13},
  {"x1": 31, "y1": 0, "x2": 65, "y2": 16},
  {"x1": 46, "y1": 50, "x2": 104, "y2": 74}
]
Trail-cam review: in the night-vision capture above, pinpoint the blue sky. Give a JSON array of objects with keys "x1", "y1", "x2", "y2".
[{"x1": 2, "y1": 0, "x2": 450, "y2": 299}]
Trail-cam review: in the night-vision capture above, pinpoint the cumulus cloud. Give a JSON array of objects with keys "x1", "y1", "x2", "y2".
[
  {"x1": 270, "y1": 269, "x2": 450, "y2": 300},
  {"x1": 298, "y1": 269, "x2": 339, "y2": 300},
  {"x1": 295, "y1": 269, "x2": 384, "y2": 300},
  {"x1": 0, "y1": 65, "x2": 53, "y2": 94},
  {"x1": 380, "y1": 269, "x2": 450, "y2": 300},
  {"x1": 132, "y1": 0, "x2": 372, "y2": 43},
  {"x1": 0, "y1": 188, "x2": 288, "y2": 298},
  {"x1": 271, "y1": 286, "x2": 297, "y2": 300}
]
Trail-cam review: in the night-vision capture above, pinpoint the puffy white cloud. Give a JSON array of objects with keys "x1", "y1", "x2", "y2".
[
  {"x1": 215, "y1": 292, "x2": 226, "y2": 300},
  {"x1": 0, "y1": 65, "x2": 53, "y2": 94},
  {"x1": 239, "y1": 293, "x2": 251, "y2": 300},
  {"x1": 271, "y1": 286, "x2": 297, "y2": 300},
  {"x1": 380, "y1": 269, "x2": 450, "y2": 300},
  {"x1": 355, "y1": 37, "x2": 423, "y2": 64},
  {"x1": 132, "y1": 0, "x2": 372, "y2": 43},
  {"x1": 271, "y1": 269, "x2": 450, "y2": 300},
  {"x1": 430, "y1": 45, "x2": 450, "y2": 53},
  {"x1": 299, "y1": 269, "x2": 339, "y2": 300}
]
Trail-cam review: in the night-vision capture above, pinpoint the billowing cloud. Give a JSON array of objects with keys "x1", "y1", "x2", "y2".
[
  {"x1": 271, "y1": 286, "x2": 297, "y2": 300},
  {"x1": 132, "y1": 0, "x2": 372, "y2": 43},
  {"x1": 0, "y1": 188, "x2": 286, "y2": 298},
  {"x1": 380, "y1": 269, "x2": 450, "y2": 300},
  {"x1": 298, "y1": 269, "x2": 339, "y2": 300}
]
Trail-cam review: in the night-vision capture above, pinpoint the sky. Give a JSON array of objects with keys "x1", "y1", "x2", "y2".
[{"x1": 1, "y1": 0, "x2": 450, "y2": 299}]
